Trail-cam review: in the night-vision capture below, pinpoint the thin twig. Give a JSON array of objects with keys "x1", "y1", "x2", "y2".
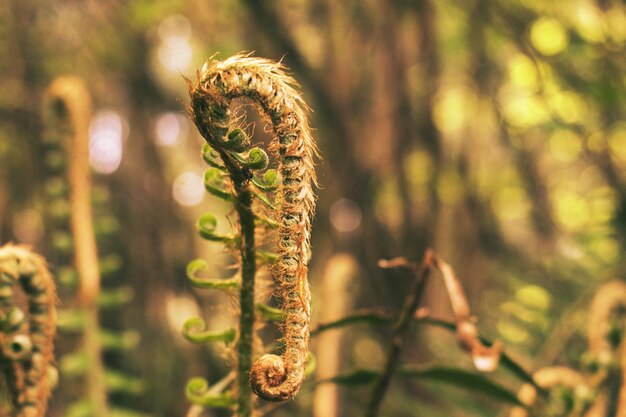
[
  {"x1": 377, "y1": 257, "x2": 416, "y2": 271},
  {"x1": 365, "y1": 250, "x2": 434, "y2": 417}
]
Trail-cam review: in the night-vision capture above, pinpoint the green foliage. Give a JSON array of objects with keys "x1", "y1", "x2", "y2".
[
  {"x1": 185, "y1": 378, "x2": 236, "y2": 408},
  {"x1": 318, "y1": 366, "x2": 524, "y2": 407}
]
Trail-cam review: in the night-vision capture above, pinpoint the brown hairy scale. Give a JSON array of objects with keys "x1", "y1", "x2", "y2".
[
  {"x1": 189, "y1": 53, "x2": 317, "y2": 402},
  {"x1": 0, "y1": 244, "x2": 57, "y2": 417}
]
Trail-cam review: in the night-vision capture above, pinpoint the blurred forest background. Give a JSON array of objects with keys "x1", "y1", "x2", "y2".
[{"x1": 1, "y1": 0, "x2": 625, "y2": 416}]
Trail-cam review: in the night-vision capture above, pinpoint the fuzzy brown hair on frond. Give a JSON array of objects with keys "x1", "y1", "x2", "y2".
[{"x1": 189, "y1": 53, "x2": 317, "y2": 403}]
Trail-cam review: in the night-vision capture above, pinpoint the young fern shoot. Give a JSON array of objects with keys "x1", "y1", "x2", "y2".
[
  {"x1": 0, "y1": 244, "x2": 57, "y2": 417},
  {"x1": 42, "y1": 77, "x2": 110, "y2": 417},
  {"x1": 187, "y1": 53, "x2": 317, "y2": 414}
]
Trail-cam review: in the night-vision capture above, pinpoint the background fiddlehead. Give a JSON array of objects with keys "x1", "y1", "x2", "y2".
[
  {"x1": 0, "y1": 244, "x2": 57, "y2": 417},
  {"x1": 186, "y1": 53, "x2": 317, "y2": 415},
  {"x1": 508, "y1": 280, "x2": 626, "y2": 417},
  {"x1": 42, "y1": 76, "x2": 147, "y2": 417},
  {"x1": 42, "y1": 76, "x2": 110, "y2": 417}
]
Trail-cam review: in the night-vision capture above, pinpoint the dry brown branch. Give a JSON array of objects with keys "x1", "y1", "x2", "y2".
[{"x1": 431, "y1": 254, "x2": 502, "y2": 372}]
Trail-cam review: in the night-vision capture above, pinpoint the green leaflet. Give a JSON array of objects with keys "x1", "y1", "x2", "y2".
[
  {"x1": 100, "y1": 329, "x2": 140, "y2": 351},
  {"x1": 197, "y1": 213, "x2": 239, "y2": 243},
  {"x1": 251, "y1": 191, "x2": 276, "y2": 210},
  {"x1": 182, "y1": 317, "x2": 236, "y2": 344},
  {"x1": 251, "y1": 169, "x2": 281, "y2": 192},
  {"x1": 230, "y1": 147, "x2": 269, "y2": 170},
  {"x1": 60, "y1": 351, "x2": 89, "y2": 376},
  {"x1": 222, "y1": 128, "x2": 250, "y2": 153},
  {"x1": 64, "y1": 400, "x2": 94, "y2": 417},
  {"x1": 254, "y1": 214, "x2": 279, "y2": 229},
  {"x1": 185, "y1": 377, "x2": 236, "y2": 408},
  {"x1": 255, "y1": 249, "x2": 278, "y2": 264},
  {"x1": 304, "y1": 352, "x2": 317, "y2": 378},
  {"x1": 105, "y1": 370, "x2": 145, "y2": 395},
  {"x1": 255, "y1": 303, "x2": 286, "y2": 321},
  {"x1": 201, "y1": 144, "x2": 226, "y2": 171},
  {"x1": 186, "y1": 259, "x2": 239, "y2": 290},
  {"x1": 98, "y1": 286, "x2": 134, "y2": 308},
  {"x1": 203, "y1": 168, "x2": 234, "y2": 201},
  {"x1": 56, "y1": 309, "x2": 87, "y2": 332}
]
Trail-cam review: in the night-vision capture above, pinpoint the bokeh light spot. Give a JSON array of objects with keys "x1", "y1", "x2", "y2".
[
  {"x1": 554, "y1": 189, "x2": 590, "y2": 231},
  {"x1": 165, "y1": 293, "x2": 200, "y2": 335},
  {"x1": 588, "y1": 187, "x2": 616, "y2": 225},
  {"x1": 330, "y1": 198, "x2": 362, "y2": 233},
  {"x1": 586, "y1": 131, "x2": 606, "y2": 153},
  {"x1": 89, "y1": 111, "x2": 124, "y2": 174},
  {"x1": 575, "y1": 3, "x2": 605, "y2": 43},
  {"x1": 158, "y1": 15, "x2": 192, "y2": 45},
  {"x1": 155, "y1": 112, "x2": 187, "y2": 146},
  {"x1": 508, "y1": 54, "x2": 538, "y2": 90},
  {"x1": 173, "y1": 172, "x2": 204, "y2": 206},
  {"x1": 589, "y1": 237, "x2": 619, "y2": 264},
  {"x1": 403, "y1": 150, "x2": 433, "y2": 188},
  {"x1": 500, "y1": 89, "x2": 550, "y2": 128},
  {"x1": 549, "y1": 130, "x2": 583, "y2": 163},
  {"x1": 492, "y1": 186, "x2": 530, "y2": 221},
  {"x1": 433, "y1": 87, "x2": 475, "y2": 133},
  {"x1": 548, "y1": 90, "x2": 586, "y2": 124},
  {"x1": 606, "y1": 7, "x2": 626, "y2": 44},
  {"x1": 530, "y1": 17, "x2": 569, "y2": 56},
  {"x1": 437, "y1": 169, "x2": 462, "y2": 205},
  {"x1": 12, "y1": 209, "x2": 44, "y2": 244},
  {"x1": 516, "y1": 285, "x2": 551, "y2": 310},
  {"x1": 607, "y1": 123, "x2": 626, "y2": 162},
  {"x1": 157, "y1": 15, "x2": 193, "y2": 72},
  {"x1": 158, "y1": 42, "x2": 192, "y2": 72}
]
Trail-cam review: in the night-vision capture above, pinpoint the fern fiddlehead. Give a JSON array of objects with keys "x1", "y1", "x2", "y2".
[
  {"x1": 42, "y1": 76, "x2": 111, "y2": 417},
  {"x1": 42, "y1": 77, "x2": 147, "y2": 417},
  {"x1": 0, "y1": 244, "x2": 57, "y2": 417},
  {"x1": 509, "y1": 281, "x2": 626, "y2": 417},
  {"x1": 188, "y1": 53, "x2": 317, "y2": 413},
  {"x1": 42, "y1": 76, "x2": 110, "y2": 417}
]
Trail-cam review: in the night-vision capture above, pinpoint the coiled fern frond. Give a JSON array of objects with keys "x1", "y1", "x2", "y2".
[
  {"x1": 186, "y1": 53, "x2": 318, "y2": 416},
  {"x1": 0, "y1": 244, "x2": 57, "y2": 417}
]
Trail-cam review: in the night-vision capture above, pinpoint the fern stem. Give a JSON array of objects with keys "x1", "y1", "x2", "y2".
[{"x1": 222, "y1": 155, "x2": 256, "y2": 417}]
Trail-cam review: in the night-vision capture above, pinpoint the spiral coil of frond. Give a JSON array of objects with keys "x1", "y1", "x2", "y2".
[
  {"x1": 0, "y1": 244, "x2": 57, "y2": 417},
  {"x1": 188, "y1": 53, "x2": 317, "y2": 411}
]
